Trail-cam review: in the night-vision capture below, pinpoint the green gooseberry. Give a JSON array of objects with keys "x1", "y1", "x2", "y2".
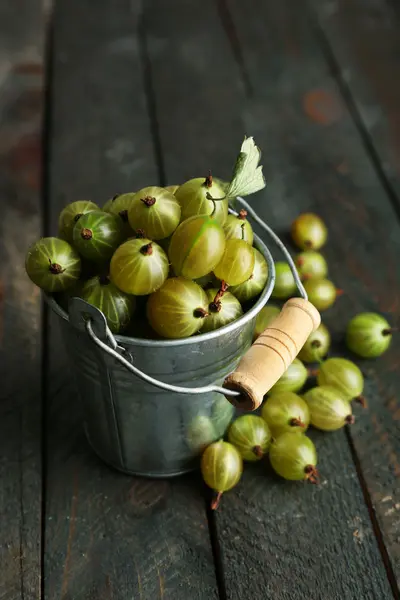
[
  {"x1": 346, "y1": 312, "x2": 394, "y2": 358},
  {"x1": 316, "y1": 357, "x2": 365, "y2": 405},
  {"x1": 303, "y1": 386, "x2": 355, "y2": 431},
  {"x1": 295, "y1": 251, "x2": 328, "y2": 280},
  {"x1": 271, "y1": 262, "x2": 297, "y2": 299},
  {"x1": 298, "y1": 323, "x2": 331, "y2": 363},
  {"x1": 268, "y1": 358, "x2": 308, "y2": 395},
  {"x1": 253, "y1": 305, "x2": 280, "y2": 341},
  {"x1": 227, "y1": 415, "x2": 271, "y2": 461},
  {"x1": 303, "y1": 278, "x2": 341, "y2": 311}
]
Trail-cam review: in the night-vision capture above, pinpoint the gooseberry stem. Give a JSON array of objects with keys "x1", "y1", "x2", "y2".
[
  {"x1": 112, "y1": 193, "x2": 120, "y2": 201},
  {"x1": 140, "y1": 242, "x2": 153, "y2": 255},
  {"x1": 99, "y1": 274, "x2": 110, "y2": 285},
  {"x1": 382, "y1": 328, "x2": 397, "y2": 336},
  {"x1": 48, "y1": 259, "x2": 65, "y2": 275},
  {"x1": 211, "y1": 491, "x2": 223, "y2": 510},
  {"x1": 345, "y1": 415, "x2": 355, "y2": 425},
  {"x1": 135, "y1": 229, "x2": 146, "y2": 238},
  {"x1": 81, "y1": 228, "x2": 93, "y2": 240},
  {"x1": 336, "y1": 288, "x2": 344, "y2": 297},
  {"x1": 289, "y1": 417, "x2": 305, "y2": 428},
  {"x1": 141, "y1": 196, "x2": 156, "y2": 207},
  {"x1": 194, "y1": 307, "x2": 209, "y2": 319},
  {"x1": 119, "y1": 209, "x2": 128, "y2": 222},
  {"x1": 204, "y1": 172, "x2": 213, "y2": 188},
  {"x1": 356, "y1": 395, "x2": 367, "y2": 409},
  {"x1": 241, "y1": 223, "x2": 245, "y2": 240},
  {"x1": 238, "y1": 209, "x2": 247, "y2": 220},
  {"x1": 252, "y1": 445, "x2": 264, "y2": 458},
  {"x1": 304, "y1": 465, "x2": 319, "y2": 484}
]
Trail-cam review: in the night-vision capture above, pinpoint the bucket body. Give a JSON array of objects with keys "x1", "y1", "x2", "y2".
[{"x1": 49, "y1": 231, "x2": 275, "y2": 477}]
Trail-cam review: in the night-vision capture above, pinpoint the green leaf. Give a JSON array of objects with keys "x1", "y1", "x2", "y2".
[{"x1": 225, "y1": 136, "x2": 266, "y2": 199}]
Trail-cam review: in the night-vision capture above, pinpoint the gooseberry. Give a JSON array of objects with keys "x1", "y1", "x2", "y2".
[
  {"x1": 227, "y1": 415, "x2": 271, "y2": 461},
  {"x1": 269, "y1": 358, "x2": 308, "y2": 395},
  {"x1": 303, "y1": 278, "x2": 341, "y2": 311},
  {"x1": 261, "y1": 392, "x2": 310, "y2": 436},
  {"x1": 316, "y1": 357, "x2": 365, "y2": 405},
  {"x1": 168, "y1": 215, "x2": 226, "y2": 280},
  {"x1": 223, "y1": 210, "x2": 254, "y2": 245},
  {"x1": 25, "y1": 237, "x2": 81, "y2": 292},
  {"x1": 291, "y1": 213, "x2": 328, "y2": 250},
  {"x1": 271, "y1": 262, "x2": 297, "y2": 299},
  {"x1": 81, "y1": 274, "x2": 136, "y2": 333},
  {"x1": 201, "y1": 282, "x2": 243, "y2": 333},
  {"x1": 72, "y1": 210, "x2": 125, "y2": 262},
  {"x1": 214, "y1": 239, "x2": 255, "y2": 286},
  {"x1": 269, "y1": 433, "x2": 319, "y2": 483},
  {"x1": 230, "y1": 248, "x2": 268, "y2": 303},
  {"x1": 128, "y1": 186, "x2": 181, "y2": 240},
  {"x1": 58, "y1": 200, "x2": 99, "y2": 243},
  {"x1": 211, "y1": 397, "x2": 235, "y2": 438},
  {"x1": 298, "y1": 323, "x2": 331, "y2": 363},
  {"x1": 303, "y1": 386, "x2": 354, "y2": 431},
  {"x1": 110, "y1": 237, "x2": 169, "y2": 295},
  {"x1": 147, "y1": 277, "x2": 209, "y2": 338},
  {"x1": 295, "y1": 251, "x2": 328, "y2": 280},
  {"x1": 165, "y1": 185, "x2": 179, "y2": 194},
  {"x1": 175, "y1": 173, "x2": 228, "y2": 225},
  {"x1": 201, "y1": 440, "x2": 243, "y2": 509},
  {"x1": 253, "y1": 305, "x2": 280, "y2": 341},
  {"x1": 103, "y1": 193, "x2": 135, "y2": 236},
  {"x1": 346, "y1": 312, "x2": 395, "y2": 358}
]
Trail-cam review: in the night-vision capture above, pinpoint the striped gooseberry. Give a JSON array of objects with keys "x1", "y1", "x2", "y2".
[
  {"x1": 175, "y1": 173, "x2": 228, "y2": 225},
  {"x1": 110, "y1": 237, "x2": 169, "y2": 295},
  {"x1": 298, "y1": 323, "x2": 331, "y2": 363},
  {"x1": 169, "y1": 215, "x2": 226, "y2": 280},
  {"x1": 201, "y1": 282, "x2": 243, "y2": 333},
  {"x1": 346, "y1": 312, "x2": 395, "y2": 358},
  {"x1": 146, "y1": 277, "x2": 209, "y2": 338},
  {"x1": 294, "y1": 251, "x2": 328, "y2": 280},
  {"x1": 214, "y1": 239, "x2": 255, "y2": 286},
  {"x1": 303, "y1": 386, "x2": 354, "y2": 431},
  {"x1": 303, "y1": 278, "x2": 341, "y2": 311},
  {"x1": 128, "y1": 186, "x2": 181, "y2": 240},
  {"x1": 268, "y1": 358, "x2": 308, "y2": 395},
  {"x1": 103, "y1": 193, "x2": 135, "y2": 236},
  {"x1": 223, "y1": 209, "x2": 254, "y2": 245},
  {"x1": 25, "y1": 237, "x2": 81, "y2": 293},
  {"x1": 316, "y1": 357, "x2": 365, "y2": 406},
  {"x1": 230, "y1": 248, "x2": 268, "y2": 303},
  {"x1": 201, "y1": 440, "x2": 243, "y2": 509},
  {"x1": 72, "y1": 210, "x2": 125, "y2": 262},
  {"x1": 261, "y1": 392, "x2": 310, "y2": 436},
  {"x1": 271, "y1": 262, "x2": 297, "y2": 299},
  {"x1": 269, "y1": 432, "x2": 319, "y2": 483},
  {"x1": 253, "y1": 305, "x2": 280, "y2": 341},
  {"x1": 81, "y1": 274, "x2": 136, "y2": 333},
  {"x1": 227, "y1": 415, "x2": 271, "y2": 461},
  {"x1": 58, "y1": 200, "x2": 99, "y2": 243},
  {"x1": 291, "y1": 213, "x2": 328, "y2": 250}
]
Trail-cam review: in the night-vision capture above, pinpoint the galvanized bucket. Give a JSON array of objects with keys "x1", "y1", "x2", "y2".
[{"x1": 47, "y1": 197, "x2": 307, "y2": 477}]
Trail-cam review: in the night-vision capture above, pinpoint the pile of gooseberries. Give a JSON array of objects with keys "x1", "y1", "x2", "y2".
[{"x1": 25, "y1": 144, "x2": 396, "y2": 512}]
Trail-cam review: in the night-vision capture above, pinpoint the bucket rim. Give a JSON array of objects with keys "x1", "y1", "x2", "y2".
[{"x1": 45, "y1": 231, "x2": 276, "y2": 348}]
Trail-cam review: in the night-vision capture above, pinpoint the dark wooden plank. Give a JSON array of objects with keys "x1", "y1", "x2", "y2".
[
  {"x1": 0, "y1": 2, "x2": 46, "y2": 599},
  {"x1": 309, "y1": 0, "x2": 400, "y2": 210},
  {"x1": 211, "y1": 0, "x2": 399, "y2": 597},
  {"x1": 45, "y1": 1, "x2": 218, "y2": 598}
]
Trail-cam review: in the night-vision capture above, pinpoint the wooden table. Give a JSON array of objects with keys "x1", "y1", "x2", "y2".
[{"x1": 1, "y1": 0, "x2": 400, "y2": 598}]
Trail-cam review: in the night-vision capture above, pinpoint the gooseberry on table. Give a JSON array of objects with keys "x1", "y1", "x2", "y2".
[
  {"x1": 291, "y1": 213, "x2": 328, "y2": 250},
  {"x1": 229, "y1": 248, "x2": 268, "y2": 303},
  {"x1": 303, "y1": 278, "x2": 341, "y2": 311},
  {"x1": 261, "y1": 392, "x2": 310, "y2": 436},
  {"x1": 110, "y1": 237, "x2": 169, "y2": 295},
  {"x1": 201, "y1": 440, "x2": 243, "y2": 509},
  {"x1": 80, "y1": 274, "x2": 136, "y2": 333},
  {"x1": 298, "y1": 323, "x2": 331, "y2": 363},
  {"x1": 271, "y1": 262, "x2": 297, "y2": 299},
  {"x1": 223, "y1": 209, "x2": 254, "y2": 245},
  {"x1": 25, "y1": 237, "x2": 81, "y2": 292},
  {"x1": 58, "y1": 200, "x2": 99, "y2": 243},
  {"x1": 128, "y1": 186, "x2": 181, "y2": 240},
  {"x1": 316, "y1": 357, "x2": 365, "y2": 406},
  {"x1": 213, "y1": 239, "x2": 255, "y2": 286},
  {"x1": 227, "y1": 415, "x2": 271, "y2": 461},
  {"x1": 303, "y1": 386, "x2": 355, "y2": 431},
  {"x1": 146, "y1": 277, "x2": 209, "y2": 338},
  {"x1": 346, "y1": 312, "x2": 395, "y2": 358},
  {"x1": 295, "y1": 251, "x2": 328, "y2": 280},
  {"x1": 269, "y1": 432, "x2": 319, "y2": 483},
  {"x1": 72, "y1": 210, "x2": 125, "y2": 262},
  {"x1": 168, "y1": 215, "x2": 226, "y2": 280},
  {"x1": 268, "y1": 358, "x2": 308, "y2": 395},
  {"x1": 200, "y1": 282, "x2": 243, "y2": 333},
  {"x1": 175, "y1": 174, "x2": 228, "y2": 225}
]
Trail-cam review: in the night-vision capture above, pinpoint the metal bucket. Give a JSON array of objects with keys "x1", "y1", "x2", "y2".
[{"x1": 47, "y1": 198, "x2": 306, "y2": 477}]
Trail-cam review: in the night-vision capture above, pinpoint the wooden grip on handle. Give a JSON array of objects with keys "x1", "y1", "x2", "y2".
[{"x1": 224, "y1": 298, "x2": 321, "y2": 411}]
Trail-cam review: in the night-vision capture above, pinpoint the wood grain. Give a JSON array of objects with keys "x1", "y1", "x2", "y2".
[
  {"x1": 213, "y1": 0, "x2": 399, "y2": 596},
  {"x1": 0, "y1": 2, "x2": 46, "y2": 598},
  {"x1": 44, "y1": 1, "x2": 217, "y2": 598}
]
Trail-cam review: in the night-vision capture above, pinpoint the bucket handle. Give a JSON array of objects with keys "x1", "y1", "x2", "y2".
[{"x1": 71, "y1": 198, "x2": 320, "y2": 410}]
